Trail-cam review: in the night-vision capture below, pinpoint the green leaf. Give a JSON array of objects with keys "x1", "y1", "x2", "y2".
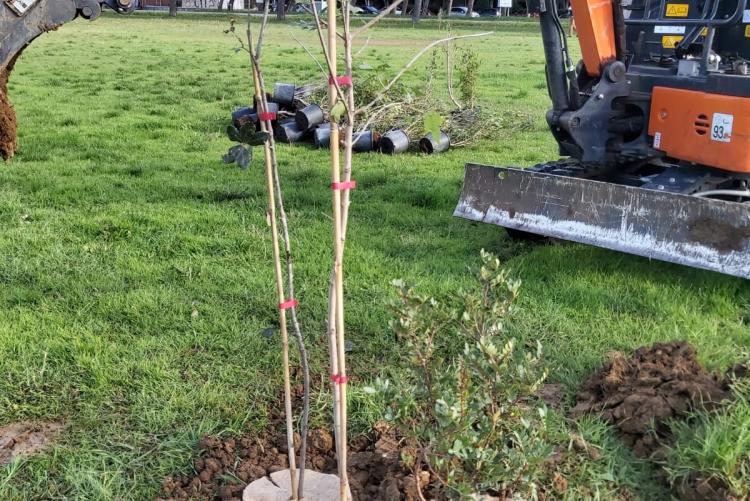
[
  {"x1": 236, "y1": 146, "x2": 252, "y2": 169},
  {"x1": 331, "y1": 101, "x2": 346, "y2": 122},
  {"x1": 424, "y1": 112, "x2": 443, "y2": 141},
  {"x1": 246, "y1": 131, "x2": 271, "y2": 146},
  {"x1": 227, "y1": 125, "x2": 241, "y2": 142},
  {"x1": 222, "y1": 144, "x2": 252, "y2": 170},
  {"x1": 238, "y1": 122, "x2": 257, "y2": 143}
]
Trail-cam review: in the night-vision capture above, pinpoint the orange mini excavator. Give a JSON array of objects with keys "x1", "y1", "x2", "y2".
[{"x1": 455, "y1": 0, "x2": 750, "y2": 279}]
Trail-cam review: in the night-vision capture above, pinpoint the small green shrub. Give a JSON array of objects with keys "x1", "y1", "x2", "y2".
[
  {"x1": 457, "y1": 48, "x2": 481, "y2": 109},
  {"x1": 371, "y1": 251, "x2": 551, "y2": 498}
]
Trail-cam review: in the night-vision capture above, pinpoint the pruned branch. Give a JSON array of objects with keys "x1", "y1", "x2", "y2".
[{"x1": 358, "y1": 31, "x2": 492, "y2": 115}]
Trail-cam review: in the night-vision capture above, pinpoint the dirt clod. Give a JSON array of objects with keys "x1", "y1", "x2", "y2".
[
  {"x1": 0, "y1": 66, "x2": 18, "y2": 160},
  {"x1": 571, "y1": 341, "x2": 730, "y2": 458},
  {"x1": 0, "y1": 421, "x2": 64, "y2": 465}
]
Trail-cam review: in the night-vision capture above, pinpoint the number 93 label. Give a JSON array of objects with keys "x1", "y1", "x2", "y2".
[{"x1": 711, "y1": 113, "x2": 733, "y2": 143}]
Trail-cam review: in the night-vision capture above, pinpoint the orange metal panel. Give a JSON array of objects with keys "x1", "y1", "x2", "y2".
[
  {"x1": 570, "y1": 0, "x2": 617, "y2": 76},
  {"x1": 649, "y1": 87, "x2": 750, "y2": 174}
]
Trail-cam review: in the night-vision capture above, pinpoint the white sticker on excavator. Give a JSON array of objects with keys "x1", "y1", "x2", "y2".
[
  {"x1": 711, "y1": 113, "x2": 733, "y2": 143},
  {"x1": 5, "y1": 0, "x2": 40, "y2": 16},
  {"x1": 654, "y1": 132, "x2": 662, "y2": 148},
  {"x1": 655, "y1": 26, "x2": 686, "y2": 34}
]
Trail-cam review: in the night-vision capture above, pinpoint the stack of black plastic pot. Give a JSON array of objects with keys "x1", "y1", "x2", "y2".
[{"x1": 231, "y1": 82, "x2": 451, "y2": 155}]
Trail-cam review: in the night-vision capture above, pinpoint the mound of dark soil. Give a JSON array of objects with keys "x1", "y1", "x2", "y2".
[
  {"x1": 571, "y1": 341, "x2": 730, "y2": 458},
  {"x1": 160, "y1": 423, "x2": 438, "y2": 501}
]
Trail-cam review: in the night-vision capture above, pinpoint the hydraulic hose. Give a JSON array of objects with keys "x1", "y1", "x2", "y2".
[{"x1": 539, "y1": 0, "x2": 571, "y2": 111}]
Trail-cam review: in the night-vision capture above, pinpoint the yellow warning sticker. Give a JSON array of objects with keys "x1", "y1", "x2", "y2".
[
  {"x1": 745, "y1": 25, "x2": 750, "y2": 37},
  {"x1": 700, "y1": 27, "x2": 708, "y2": 36},
  {"x1": 662, "y1": 35, "x2": 684, "y2": 48},
  {"x1": 666, "y1": 3, "x2": 689, "y2": 16}
]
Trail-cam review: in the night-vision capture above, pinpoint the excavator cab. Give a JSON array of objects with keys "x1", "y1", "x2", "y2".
[{"x1": 456, "y1": 0, "x2": 750, "y2": 279}]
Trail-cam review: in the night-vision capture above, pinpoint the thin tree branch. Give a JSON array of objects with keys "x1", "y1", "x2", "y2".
[{"x1": 291, "y1": 33, "x2": 327, "y2": 76}]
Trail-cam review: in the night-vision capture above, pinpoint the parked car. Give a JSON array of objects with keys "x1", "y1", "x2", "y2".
[
  {"x1": 479, "y1": 7, "x2": 501, "y2": 16},
  {"x1": 449, "y1": 6, "x2": 480, "y2": 17},
  {"x1": 361, "y1": 5, "x2": 380, "y2": 14}
]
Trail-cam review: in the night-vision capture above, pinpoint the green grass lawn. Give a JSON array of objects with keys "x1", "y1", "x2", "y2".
[{"x1": 0, "y1": 12, "x2": 748, "y2": 500}]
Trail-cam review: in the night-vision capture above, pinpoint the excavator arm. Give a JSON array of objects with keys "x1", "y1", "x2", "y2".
[{"x1": 0, "y1": 0, "x2": 133, "y2": 159}]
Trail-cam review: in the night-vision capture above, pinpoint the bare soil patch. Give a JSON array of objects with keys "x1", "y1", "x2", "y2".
[
  {"x1": 0, "y1": 421, "x2": 65, "y2": 465},
  {"x1": 160, "y1": 422, "x2": 441, "y2": 501}
]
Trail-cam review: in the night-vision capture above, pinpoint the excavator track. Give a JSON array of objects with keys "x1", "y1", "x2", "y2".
[{"x1": 455, "y1": 163, "x2": 750, "y2": 279}]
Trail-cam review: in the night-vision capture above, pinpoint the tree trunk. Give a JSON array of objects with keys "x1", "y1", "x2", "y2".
[
  {"x1": 169, "y1": 0, "x2": 177, "y2": 15},
  {"x1": 277, "y1": 0, "x2": 286, "y2": 19},
  {"x1": 421, "y1": 0, "x2": 430, "y2": 17},
  {"x1": 412, "y1": 0, "x2": 422, "y2": 22},
  {"x1": 442, "y1": 0, "x2": 453, "y2": 15},
  {"x1": 466, "y1": 0, "x2": 474, "y2": 15}
]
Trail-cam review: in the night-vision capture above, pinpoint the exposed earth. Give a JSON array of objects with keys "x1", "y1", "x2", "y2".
[{"x1": 0, "y1": 421, "x2": 64, "y2": 466}]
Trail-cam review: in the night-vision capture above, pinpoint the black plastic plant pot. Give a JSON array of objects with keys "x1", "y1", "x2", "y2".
[
  {"x1": 272, "y1": 83, "x2": 296, "y2": 107},
  {"x1": 352, "y1": 130, "x2": 377, "y2": 153},
  {"x1": 314, "y1": 123, "x2": 332, "y2": 148},
  {"x1": 232, "y1": 107, "x2": 255, "y2": 128},
  {"x1": 296, "y1": 104, "x2": 324, "y2": 130},
  {"x1": 419, "y1": 131, "x2": 451, "y2": 154},
  {"x1": 275, "y1": 119, "x2": 309, "y2": 143},
  {"x1": 380, "y1": 129, "x2": 409, "y2": 155}
]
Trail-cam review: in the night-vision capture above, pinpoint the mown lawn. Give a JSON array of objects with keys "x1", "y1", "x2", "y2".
[{"x1": 0, "y1": 12, "x2": 748, "y2": 500}]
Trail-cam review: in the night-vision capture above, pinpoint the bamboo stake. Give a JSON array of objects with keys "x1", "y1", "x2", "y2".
[
  {"x1": 327, "y1": 2, "x2": 349, "y2": 499},
  {"x1": 247, "y1": 26, "x2": 299, "y2": 501}
]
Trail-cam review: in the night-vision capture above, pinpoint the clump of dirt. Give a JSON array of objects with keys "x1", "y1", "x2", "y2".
[
  {"x1": 0, "y1": 421, "x2": 65, "y2": 465},
  {"x1": 571, "y1": 341, "x2": 730, "y2": 458},
  {"x1": 0, "y1": 66, "x2": 18, "y2": 161},
  {"x1": 160, "y1": 423, "x2": 440, "y2": 501}
]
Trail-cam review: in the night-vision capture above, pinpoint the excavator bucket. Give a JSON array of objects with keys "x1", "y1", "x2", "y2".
[{"x1": 455, "y1": 164, "x2": 750, "y2": 279}]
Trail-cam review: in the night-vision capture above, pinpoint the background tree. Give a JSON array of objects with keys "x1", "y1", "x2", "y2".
[
  {"x1": 276, "y1": 0, "x2": 285, "y2": 20},
  {"x1": 169, "y1": 0, "x2": 177, "y2": 16},
  {"x1": 412, "y1": 0, "x2": 423, "y2": 22}
]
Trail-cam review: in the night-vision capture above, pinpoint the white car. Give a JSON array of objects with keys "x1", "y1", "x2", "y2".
[{"x1": 449, "y1": 6, "x2": 480, "y2": 17}]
